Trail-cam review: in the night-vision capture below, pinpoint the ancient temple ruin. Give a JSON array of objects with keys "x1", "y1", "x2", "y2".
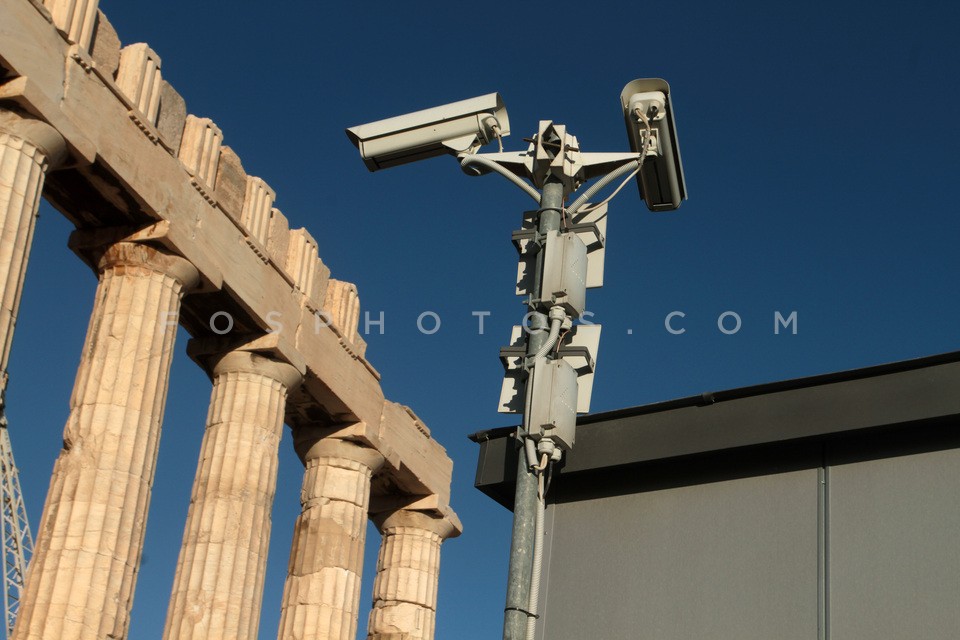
[{"x1": 0, "y1": 0, "x2": 461, "y2": 637}]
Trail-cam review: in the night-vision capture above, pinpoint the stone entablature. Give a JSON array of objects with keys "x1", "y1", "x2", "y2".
[{"x1": 0, "y1": 0, "x2": 461, "y2": 638}]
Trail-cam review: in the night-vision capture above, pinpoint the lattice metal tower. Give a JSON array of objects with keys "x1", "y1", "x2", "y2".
[{"x1": 0, "y1": 397, "x2": 32, "y2": 639}]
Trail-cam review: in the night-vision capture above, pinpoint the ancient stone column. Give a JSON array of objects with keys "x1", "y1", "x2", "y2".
[
  {"x1": 163, "y1": 350, "x2": 301, "y2": 640},
  {"x1": 0, "y1": 110, "x2": 66, "y2": 396},
  {"x1": 366, "y1": 510, "x2": 459, "y2": 640},
  {"x1": 13, "y1": 241, "x2": 198, "y2": 640},
  {"x1": 276, "y1": 435, "x2": 385, "y2": 640}
]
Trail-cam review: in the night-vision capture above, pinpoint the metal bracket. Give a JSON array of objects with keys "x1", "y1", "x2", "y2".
[
  {"x1": 510, "y1": 227, "x2": 538, "y2": 253},
  {"x1": 567, "y1": 201, "x2": 607, "y2": 288},
  {"x1": 498, "y1": 323, "x2": 602, "y2": 414}
]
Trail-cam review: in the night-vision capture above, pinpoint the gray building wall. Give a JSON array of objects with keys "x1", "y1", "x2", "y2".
[
  {"x1": 536, "y1": 447, "x2": 960, "y2": 640},
  {"x1": 828, "y1": 448, "x2": 960, "y2": 639},
  {"x1": 474, "y1": 354, "x2": 960, "y2": 640}
]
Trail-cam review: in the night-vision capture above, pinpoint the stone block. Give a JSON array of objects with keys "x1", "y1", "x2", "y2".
[
  {"x1": 44, "y1": 0, "x2": 98, "y2": 50},
  {"x1": 178, "y1": 115, "x2": 221, "y2": 186},
  {"x1": 240, "y1": 176, "x2": 274, "y2": 245},
  {"x1": 88, "y1": 9, "x2": 119, "y2": 77},
  {"x1": 285, "y1": 227, "x2": 319, "y2": 299},
  {"x1": 354, "y1": 334, "x2": 368, "y2": 359},
  {"x1": 312, "y1": 260, "x2": 331, "y2": 310},
  {"x1": 324, "y1": 279, "x2": 360, "y2": 343},
  {"x1": 156, "y1": 81, "x2": 187, "y2": 154},
  {"x1": 116, "y1": 43, "x2": 162, "y2": 124},
  {"x1": 215, "y1": 145, "x2": 246, "y2": 222},
  {"x1": 267, "y1": 208, "x2": 289, "y2": 268},
  {"x1": 370, "y1": 601, "x2": 429, "y2": 630}
]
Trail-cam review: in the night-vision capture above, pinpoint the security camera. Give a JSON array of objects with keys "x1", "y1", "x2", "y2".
[
  {"x1": 620, "y1": 78, "x2": 687, "y2": 211},
  {"x1": 346, "y1": 93, "x2": 510, "y2": 171}
]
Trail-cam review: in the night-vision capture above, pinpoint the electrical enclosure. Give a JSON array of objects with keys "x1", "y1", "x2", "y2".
[
  {"x1": 528, "y1": 358, "x2": 578, "y2": 450},
  {"x1": 540, "y1": 231, "x2": 587, "y2": 318}
]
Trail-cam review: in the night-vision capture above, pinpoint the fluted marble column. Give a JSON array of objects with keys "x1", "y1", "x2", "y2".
[
  {"x1": 366, "y1": 510, "x2": 458, "y2": 640},
  {"x1": 163, "y1": 350, "x2": 301, "y2": 640},
  {"x1": 276, "y1": 435, "x2": 385, "y2": 640},
  {"x1": 0, "y1": 110, "x2": 66, "y2": 395},
  {"x1": 14, "y1": 241, "x2": 199, "y2": 640}
]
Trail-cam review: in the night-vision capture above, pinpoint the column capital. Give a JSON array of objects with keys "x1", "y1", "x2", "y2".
[
  {"x1": 293, "y1": 432, "x2": 385, "y2": 471},
  {"x1": 372, "y1": 508, "x2": 460, "y2": 540},
  {"x1": 98, "y1": 241, "x2": 200, "y2": 290},
  {"x1": 0, "y1": 109, "x2": 68, "y2": 167},
  {"x1": 211, "y1": 350, "x2": 302, "y2": 390}
]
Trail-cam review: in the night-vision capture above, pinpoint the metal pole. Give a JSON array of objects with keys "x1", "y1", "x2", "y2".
[{"x1": 503, "y1": 177, "x2": 564, "y2": 640}]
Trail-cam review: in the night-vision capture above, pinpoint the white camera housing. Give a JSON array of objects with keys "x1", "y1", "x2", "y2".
[
  {"x1": 620, "y1": 78, "x2": 687, "y2": 211},
  {"x1": 346, "y1": 93, "x2": 510, "y2": 171}
]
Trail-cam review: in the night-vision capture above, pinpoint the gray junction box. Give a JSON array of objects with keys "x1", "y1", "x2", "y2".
[
  {"x1": 528, "y1": 358, "x2": 578, "y2": 450},
  {"x1": 540, "y1": 231, "x2": 587, "y2": 318}
]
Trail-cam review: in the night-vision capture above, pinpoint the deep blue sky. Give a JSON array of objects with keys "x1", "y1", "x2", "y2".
[{"x1": 7, "y1": 1, "x2": 960, "y2": 638}]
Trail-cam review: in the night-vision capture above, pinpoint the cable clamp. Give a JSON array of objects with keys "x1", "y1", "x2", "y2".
[
  {"x1": 537, "y1": 206, "x2": 564, "y2": 215},
  {"x1": 504, "y1": 606, "x2": 540, "y2": 619}
]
